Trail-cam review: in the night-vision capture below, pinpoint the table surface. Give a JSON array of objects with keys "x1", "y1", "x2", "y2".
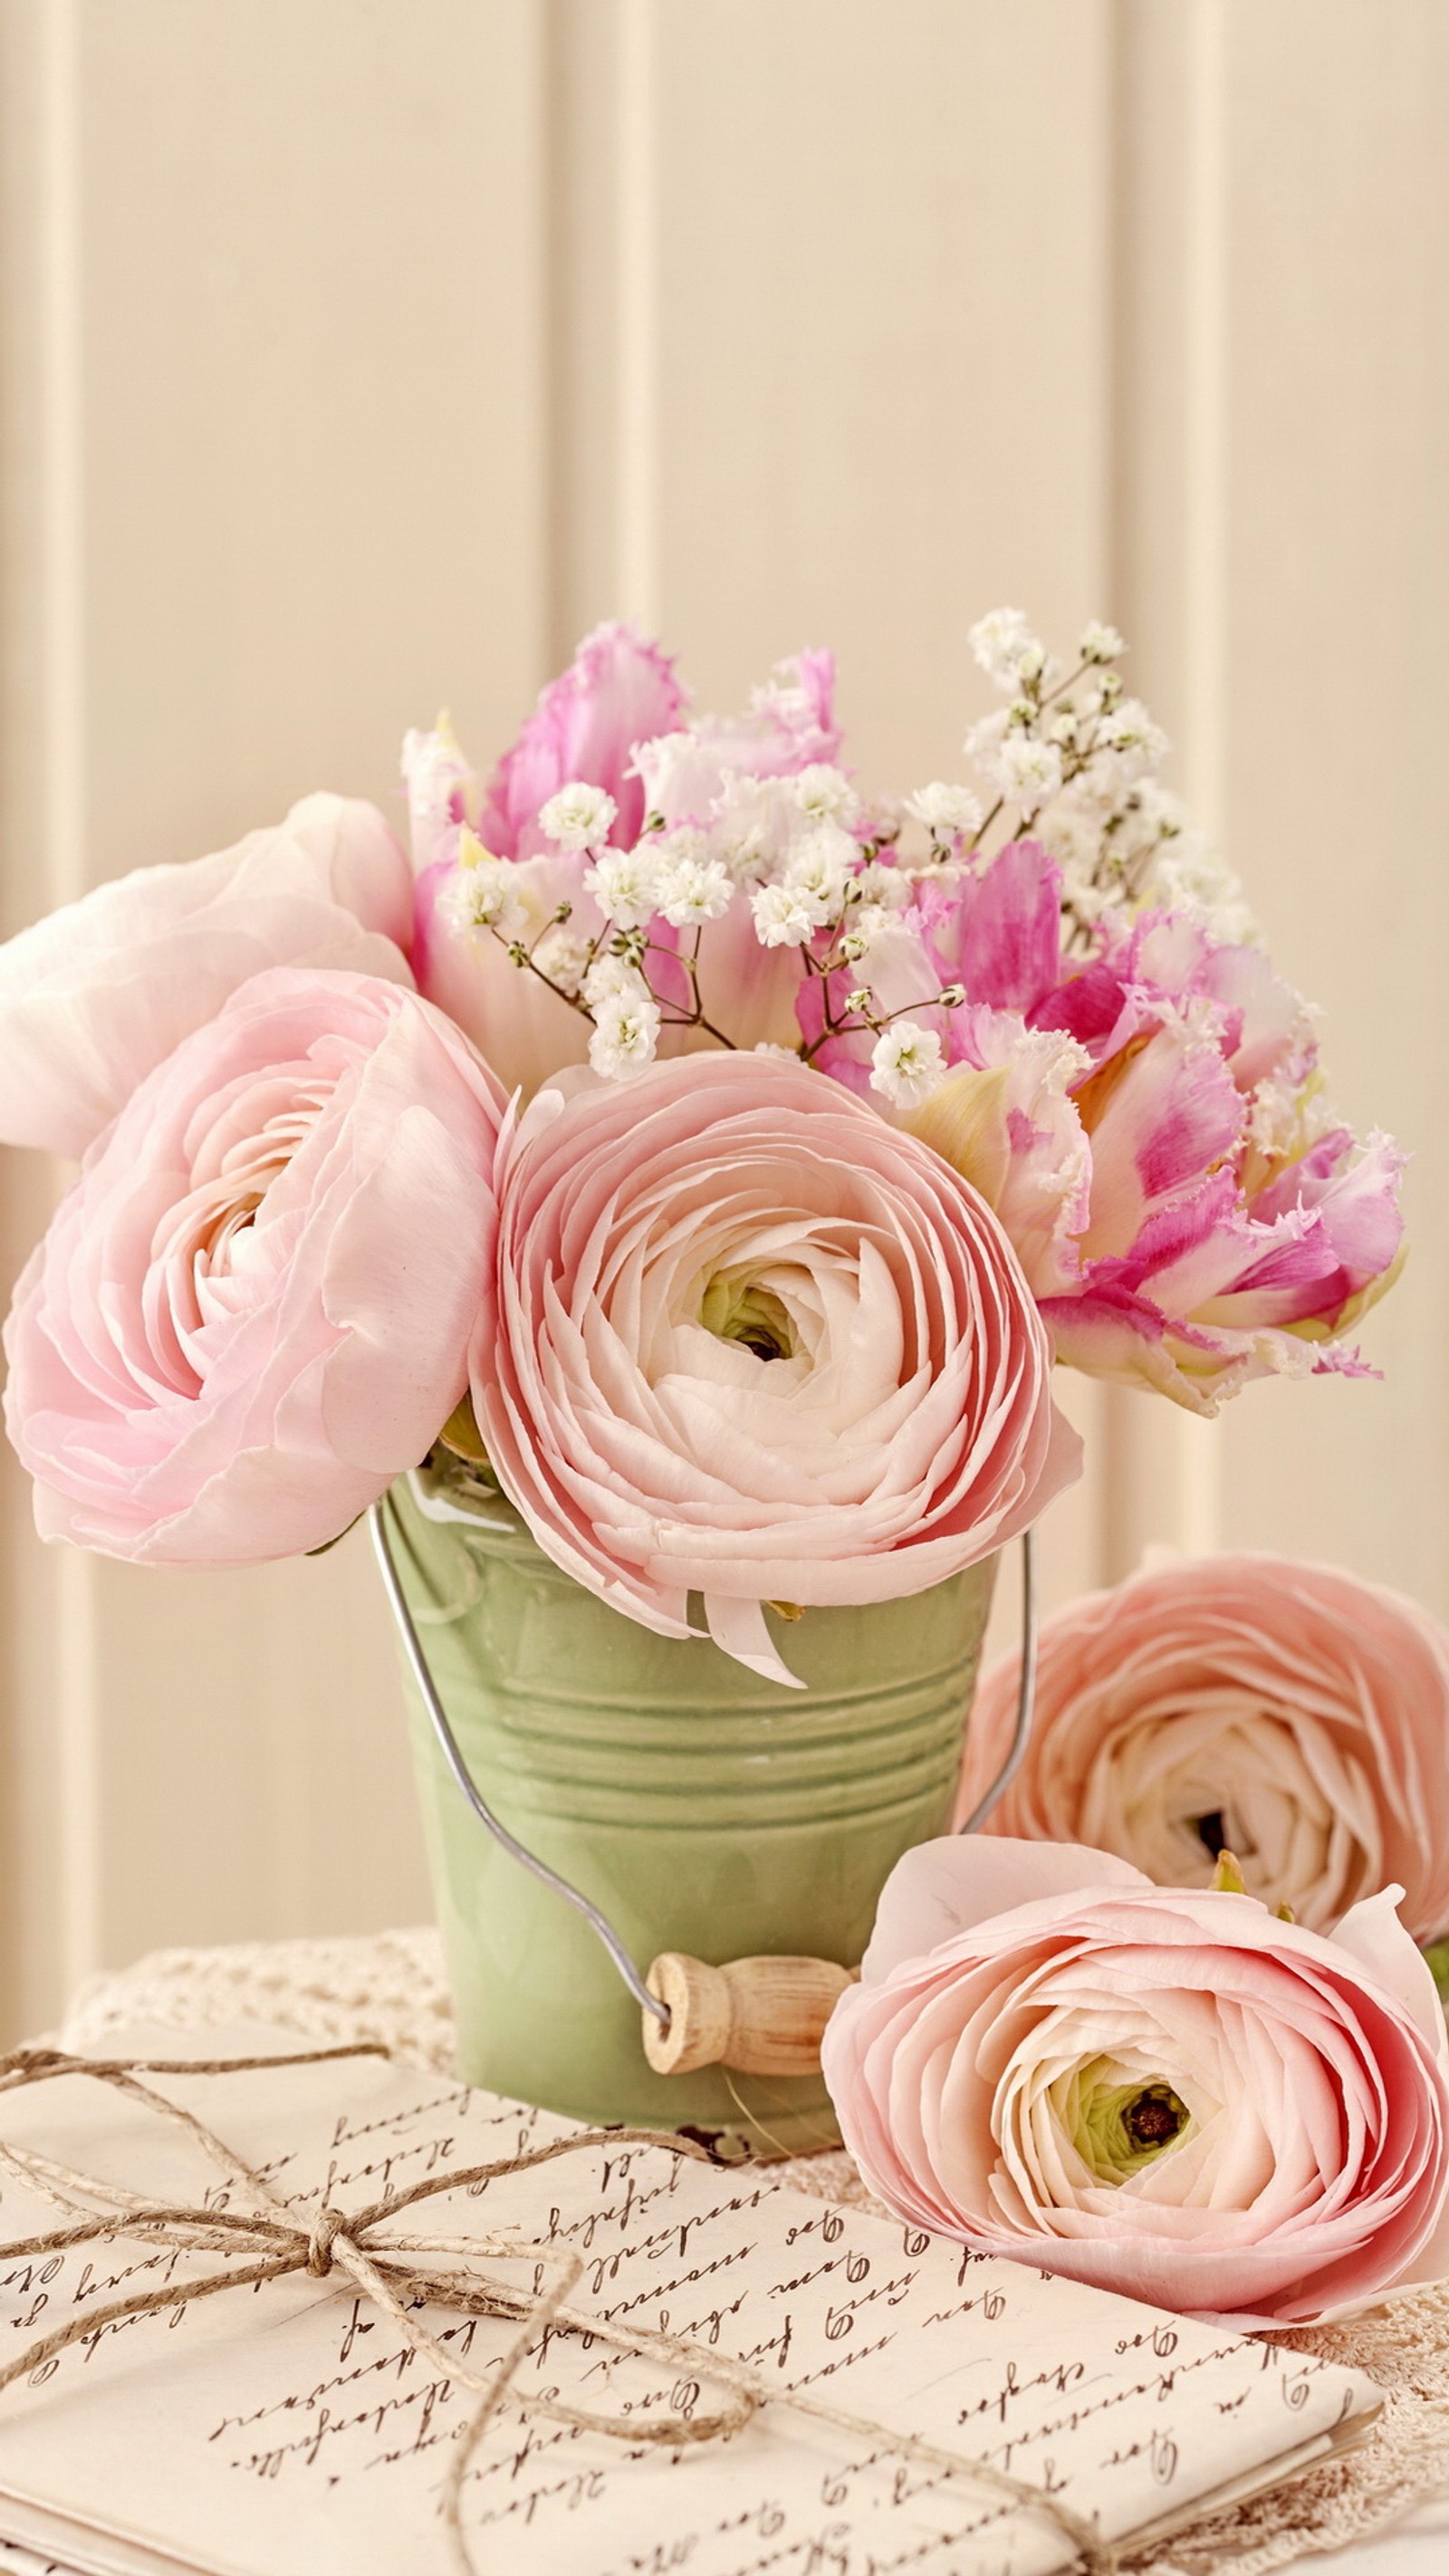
[{"x1": 43, "y1": 1929, "x2": 1449, "y2": 2576}]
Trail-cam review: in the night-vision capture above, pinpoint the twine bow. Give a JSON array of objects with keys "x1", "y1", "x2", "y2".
[{"x1": 0, "y1": 2044, "x2": 1117, "y2": 2576}]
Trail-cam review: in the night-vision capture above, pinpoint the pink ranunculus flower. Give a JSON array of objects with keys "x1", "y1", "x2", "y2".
[
  {"x1": 821, "y1": 1836, "x2": 1449, "y2": 2326},
  {"x1": 3, "y1": 968, "x2": 505, "y2": 1566},
  {"x1": 470, "y1": 1053, "x2": 1080, "y2": 1685},
  {"x1": 406, "y1": 625, "x2": 687, "y2": 1096},
  {"x1": 955, "y1": 1553, "x2": 1449, "y2": 1941},
  {"x1": 0, "y1": 794, "x2": 413, "y2": 1158}
]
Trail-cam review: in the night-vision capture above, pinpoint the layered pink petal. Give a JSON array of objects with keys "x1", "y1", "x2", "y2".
[
  {"x1": 0, "y1": 796, "x2": 412, "y2": 1157},
  {"x1": 3, "y1": 968, "x2": 504, "y2": 1563},
  {"x1": 957, "y1": 1555, "x2": 1449, "y2": 1943},
  {"x1": 471, "y1": 1053, "x2": 1080, "y2": 1683},
  {"x1": 823, "y1": 1846, "x2": 1449, "y2": 2326}
]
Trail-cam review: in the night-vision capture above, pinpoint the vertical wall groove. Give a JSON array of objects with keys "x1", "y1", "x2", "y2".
[
  {"x1": 614, "y1": 0, "x2": 659, "y2": 630},
  {"x1": 39, "y1": 0, "x2": 102, "y2": 1995},
  {"x1": 1175, "y1": 0, "x2": 1228, "y2": 1556}
]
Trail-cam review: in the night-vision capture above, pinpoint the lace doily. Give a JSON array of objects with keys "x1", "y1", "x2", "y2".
[{"x1": 62, "y1": 1929, "x2": 1449, "y2": 2576}]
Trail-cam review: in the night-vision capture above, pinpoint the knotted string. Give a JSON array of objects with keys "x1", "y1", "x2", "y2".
[{"x1": 0, "y1": 2044, "x2": 1117, "y2": 2576}]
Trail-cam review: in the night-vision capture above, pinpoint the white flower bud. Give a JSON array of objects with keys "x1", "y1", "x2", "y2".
[
  {"x1": 654, "y1": 831, "x2": 734, "y2": 928},
  {"x1": 1080, "y1": 619, "x2": 1125, "y2": 663},
  {"x1": 530, "y1": 925, "x2": 593, "y2": 999},
  {"x1": 994, "y1": 734, "x2": 1065, "y2": 815},
  {"x1": 582, "y1": 950, "x2": 650, "y2": 1008}
]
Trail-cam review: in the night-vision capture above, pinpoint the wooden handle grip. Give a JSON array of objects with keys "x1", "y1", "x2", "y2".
[{"x1": 642, "y1": 1952, "x2": 856, "y2": 2078}]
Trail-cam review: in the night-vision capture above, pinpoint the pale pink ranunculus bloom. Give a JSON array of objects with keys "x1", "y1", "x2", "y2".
[
  {"x1": 821, "y1": 1836, "x2": 1449, "y2": 2326},
  {"x1": 955, "y1": 1553, "x2": 1449, "y2": 1941},
  {"x1": 470, "y1": 1053, "x2": 1081, "y2": 1686},
  {"x1": 0, "y1": 794, "x2": 413, "y2": 1158},
  {"x1": 3, "y1": 967, "x2": 505, "y2": 1566}
]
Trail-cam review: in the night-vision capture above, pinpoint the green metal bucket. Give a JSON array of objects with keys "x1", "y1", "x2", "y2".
[{"x1": 388, "y1": 1464, "x2": 995, "y2": 2156}]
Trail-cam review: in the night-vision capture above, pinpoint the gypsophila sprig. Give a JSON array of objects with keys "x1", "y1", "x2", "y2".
[
  {"x1": 539, "y1": 782, "x2": 619, "y2": 850},
  {"x1": 870, "y1": 1023, "x2": 947, "y2": 1109}
]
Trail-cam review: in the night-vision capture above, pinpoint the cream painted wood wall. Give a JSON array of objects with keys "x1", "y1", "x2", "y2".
[{"x1": 1, "y1": 0, "x2": 1444, "y2": 2035}]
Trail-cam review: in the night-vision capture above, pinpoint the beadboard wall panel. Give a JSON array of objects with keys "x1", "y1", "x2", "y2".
[
  {"x1": 0, "y1": 0, "x2": 554, "y2": 2027},
  {"x1": 0, "y1": 0, "x2": 1444, "y2": 2032}
]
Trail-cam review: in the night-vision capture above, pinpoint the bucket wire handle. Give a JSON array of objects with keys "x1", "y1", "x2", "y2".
[
  {"x1": 370, "y1": 1492, "x2": 1038, "y2": 2046},
  {"x1": 369, "y1": 1495, "x2": 668, "y2": 2026}
]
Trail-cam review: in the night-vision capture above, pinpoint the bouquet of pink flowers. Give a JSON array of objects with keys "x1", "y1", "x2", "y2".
[
  {"x1": 0, "y1": 612, "x2": 1402, "y2": 1641},
  {"x1": 0, "y1": 610, "x2": 1430, "y2": 2317}
]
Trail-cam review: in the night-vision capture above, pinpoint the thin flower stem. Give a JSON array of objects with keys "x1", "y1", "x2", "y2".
[{"x1": 488, "y1": 927, "x2": 596, "y2": 1024}]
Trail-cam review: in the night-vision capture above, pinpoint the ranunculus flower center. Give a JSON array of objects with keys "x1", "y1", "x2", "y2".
[
  {"x1": 474, "y1": 1053, "x2": 1080, "y2": 1684},
  {"x1": 824, "y1": 1838, "x2": 1449, "y2": 2327},
  {"x1": 1069, "y1": 2067, "x2": 1193, "y2": 2183},
  {"x1": 698, "y1": 1270, "x2": 799, "y2": 1363},
  {"x1": 957, "y1": 1555, "x2": 1449, "y2": 1943}
]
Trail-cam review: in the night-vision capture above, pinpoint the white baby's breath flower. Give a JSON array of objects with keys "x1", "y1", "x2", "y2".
[
  {"x1": 968, "y1": 607, "x2": 1043, "y2": 694},
  {"x1": 752, "y1": 1041, "x2": 801, "y2": 1060},
  {"x1": 784, "y1": 821, "x2": 856, "y2": 912},
  {"x1": 963, "y1": 706, "x2": 1012, "y2": 770},
  {"x1": 1151, "y1": 841, "x2": 1259, "y2": 945},
  {"x1": 582, "y1": 950, "x2": 650, "y2": 1008},
  {"x1": 790, "y1": 763, "x2": 860, "y2": 826},
  {"x1": 995, "y1": 734, "x2": 1065, "y2": 814},
  {"x1": 652, "y1": 829, "x2": 733, "y2": 928},
  {"x1": 1096, "y1": 698, "x2": 1169, "y2": 770},
  {"x1": 751, "y1": 882, "x2": 819, "y2": 948},
  {"x1": 588, "y1": 985, "x2": 661, "y2": 1081},
  {"x1": 584, "y1": 845, "x2": 661, "y2": 929},
  {"x1": 439, "y1": 850, "x2": 528, "y2": 942},
  {"x1": 530, "y1": 924, "x2": 593, "y2": 998},
  {"x1": 538, "y1": 781, "x2": 619, "y2": 851},
  {"x1": 712, "y1": 773, "x2": 793, "y2": 881},
  {"x1": 840, "y1": 902, "x2": 894, "y2": 964},
  {"x1": 1080, "y1": 619, "x2": 1125, "y2": 664},
  {"x1": 869, "y1": 1021, "x2": 947, "y2": 1109},
  {"x1": 905, "y1": 782, "x2": 984, "y2": 840},
  {"x1": 856, "y1": 792, "x2": 907, "y2": 848},
  {"x1": 852, "y1": 858, "x2": 913, "y2": 911}
]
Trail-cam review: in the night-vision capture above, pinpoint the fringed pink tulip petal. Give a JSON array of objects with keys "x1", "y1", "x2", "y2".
[{"x1": 480, "y1": 621, "x2": 687, "y2": 860}]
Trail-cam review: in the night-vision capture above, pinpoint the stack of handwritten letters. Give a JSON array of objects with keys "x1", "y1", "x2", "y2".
[{"x1": 0, "y1": 2028, "x2": 1377, "y2": 2575}]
